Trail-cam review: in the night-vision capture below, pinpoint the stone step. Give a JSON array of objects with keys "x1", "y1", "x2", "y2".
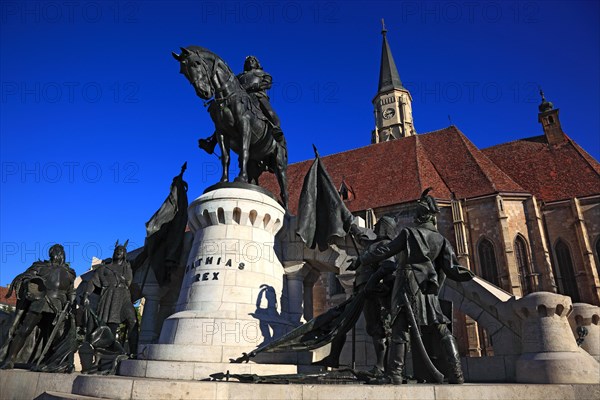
[
  {"x1": 2, "y1": 369, "x2": 599, "y2": 400},
  {"x1": 36, "y1": 391, "x2": 112, "y2": 400}
]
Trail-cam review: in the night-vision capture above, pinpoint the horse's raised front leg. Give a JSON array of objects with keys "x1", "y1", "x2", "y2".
[
  {"x1": 216, "y1": 131, "x2": 230, "y2": 182},
  {"x1": 235, "y1": 118, "x2": 251, "y2": 183}
]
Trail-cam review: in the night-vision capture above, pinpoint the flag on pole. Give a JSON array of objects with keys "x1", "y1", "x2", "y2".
[
  {"x1": 142, "y1": 162, "x2": 189, "y2": 286},
  {"x1": 296, "y1": 147, "x2": 354, "y2": 251}
]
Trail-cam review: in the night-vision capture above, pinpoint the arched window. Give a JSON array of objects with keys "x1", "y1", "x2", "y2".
[
  {"x1": 554, "y1": 240, "x2": 580, "y2": 302},
  {"x1": 478, "y1": 238, "x2": 500, "y2": 286},
  {"x1": 515, "y1": 235, "x2": 534, "y2": 295}
]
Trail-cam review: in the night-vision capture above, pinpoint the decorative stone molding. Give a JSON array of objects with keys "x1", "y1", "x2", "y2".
[
  {"x1": 513, "y1": 292, "x2": 599, "y2": 384},
  {"x1": 187, "y1": 188, "x2": 283, "y2": 236},
  {"x1": 569, "y1": 302, "x2": 600, "y2": 362}
]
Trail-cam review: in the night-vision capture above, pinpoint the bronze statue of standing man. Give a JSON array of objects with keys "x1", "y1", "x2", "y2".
[
  {"x1": 1, "y1": 244, "x2": 77, "y2": 371},
  {"x1": 350, "y1": 216, "x2": 397, "y2": 377},
  {"x1": 83, "y1": 241, "x2": 139, "y2": 357}
]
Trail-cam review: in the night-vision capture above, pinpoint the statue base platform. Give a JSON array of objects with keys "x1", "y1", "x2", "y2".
[{"x1": 2, "y1": 369, "x2": 599, "y2": 400}]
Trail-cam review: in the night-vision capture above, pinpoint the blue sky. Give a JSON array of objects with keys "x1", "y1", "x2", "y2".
[{"x1": 1, "y1": 1, "x2": 599, "y2": 285}]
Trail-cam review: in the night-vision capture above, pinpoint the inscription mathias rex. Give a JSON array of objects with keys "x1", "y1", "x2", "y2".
[{"x1": 185, "y1": 256, "x2": 246, "y2": 283}]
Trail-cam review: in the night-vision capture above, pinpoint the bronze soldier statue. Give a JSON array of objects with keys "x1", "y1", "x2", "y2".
[
  {"x1": 350, "y1": 189, "x2": 473, "y2": 384},
  {"x1": 83, "y1": 241, "x2": 139, "y2": 357},
  {"x1": 350, "y1": 216, "x2": 398, "y2": 377},
  {"x1": 198, "y1": 55, "x2": 285, "y2": 154},
  {"x1": 0, "y1": 244, "x2": 77, "y2": 371}
]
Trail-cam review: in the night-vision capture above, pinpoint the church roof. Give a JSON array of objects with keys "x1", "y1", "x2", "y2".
[
  {"x1": 482, "y1": 135, "x2": 600, "y2": 203},
  {"x1": 0, "y1": 286, "x2": 17, "y2": 307},
  {"x1": 262, "y1": 126, "x2": 527, "y2": 214},
  {"x1": 377, "y1": 29, "x2": 404, "y2": 94}
]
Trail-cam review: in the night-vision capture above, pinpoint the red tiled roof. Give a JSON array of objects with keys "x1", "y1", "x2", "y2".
[
  {"x1": 262, "y1": 126, "x2": 527, "y2": 214},
  {"x1": 483, "y1": 135, "x2": 600, "y2": 202},
  {"x1": 0, "y1": 286, "x2": 17, "y2": 307}
]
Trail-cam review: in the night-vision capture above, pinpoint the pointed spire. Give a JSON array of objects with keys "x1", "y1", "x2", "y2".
[
  {"x1": 538, "y1": 87, "x2": 554, "y2": 113},
  {"x1": 378, "y1": 19, "x2": 403, "y2": 93}
]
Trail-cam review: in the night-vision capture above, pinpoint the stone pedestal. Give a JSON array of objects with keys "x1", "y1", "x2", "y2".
[
  {"x1": 513, "y1": 292, "x2": 600, "y2": 384},
  {"x1": 569, "y1": 302, "x2": 600, "y2": 362},
  {"x1": 283, "y1": 262, "x2": 321, "y2": 325},
  {"x1": 137, "y1": 283, "x2": 161, "y2": 345},
  {"x1": 120, "y1": 186, "x2": 310, "y2": 379}
]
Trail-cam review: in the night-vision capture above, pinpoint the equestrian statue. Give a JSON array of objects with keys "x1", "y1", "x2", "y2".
[{"x1": 172, "y1": 46, "x2": 289, "y2": 209}]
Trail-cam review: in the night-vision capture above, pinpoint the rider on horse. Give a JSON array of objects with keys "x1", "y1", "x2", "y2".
[
  {"x1": 198, "y1": 56, "x2": 285, "y2": 154},
  {"x1": 174, "y1": 46, "x2": 289, "y2": 209}
]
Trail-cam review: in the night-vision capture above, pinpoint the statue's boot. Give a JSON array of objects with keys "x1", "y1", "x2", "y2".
[
  {"x1": 371, "y1": 337, "x2": 387, "y2": 375},
  {"x1": 0, "y1": 334, "x2": 26, "y2": 369},
  {"x1": 386, "y1": 341, "x2": 406, "y2": 385},
  {"x1": 312, "y1": 335, "x2": 346, "y2": 368},
  {"x1": 78, "y1": 342, "x2": 96, "y2": 374},
  {"x1": 199, "y1": 134, "x2": 218, "y2": 154},
  {"x1": 364, "y1": 337, "x2": 390, "y2": 384},
  {"x1": 441, "y1": 335, "x2": 464, "y2": 384},
  {"x1": 127, "y1": 323, "x2": 140, "y2": 358}
]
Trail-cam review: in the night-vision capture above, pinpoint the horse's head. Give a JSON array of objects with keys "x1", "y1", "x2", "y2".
[{"x1": 172, "y1": 47, "x2": 214, "y2": 100}]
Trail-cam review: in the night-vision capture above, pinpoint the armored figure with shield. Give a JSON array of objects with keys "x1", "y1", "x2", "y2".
[
  {"x1": 83, "y1": 241, "x2": 139, "y2": 357},
  {"x1": 0, "y1": 244, "x2": 77, "y2": 371},
  {"x1": 350, "y1": 189, "x2": 473, "y2": 384}
]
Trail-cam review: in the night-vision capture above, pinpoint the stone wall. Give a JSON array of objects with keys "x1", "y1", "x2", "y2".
[
  {"x1": 543, "y1": 198, "x2": 600, "y2": 304},
  {"x1": 578, "y1": 198, "x2": 600, "y2": 302},
  {"x1": 463, "y1": 197, "x2": 509, "y2": 290},
  {"x1": 524, "y1": 197, "x2": 556, "y2": 292}
]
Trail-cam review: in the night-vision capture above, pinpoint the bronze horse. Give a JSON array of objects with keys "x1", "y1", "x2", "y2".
[{"x1": 172, "y1": 46, "x2": 289, "y2": 208}]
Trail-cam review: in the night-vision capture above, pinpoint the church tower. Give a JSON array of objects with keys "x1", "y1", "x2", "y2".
[
  {"x1": 537, "y1": 89, "x2": 566, "y2": 145},
  {"x1": 372, "y1": 21, "x2": 416, "y2": 144}
]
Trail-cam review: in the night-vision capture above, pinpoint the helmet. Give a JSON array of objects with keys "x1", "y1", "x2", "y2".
[{"x1": 415, "y1": 187, "x2": 440, "y2": 224}]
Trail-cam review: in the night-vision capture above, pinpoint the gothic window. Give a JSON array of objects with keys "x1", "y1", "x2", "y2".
[
  {"x1": 478, "y1": 238, "x2": 500, "y2": 286},
  {"x1": 515, "y1": 235, "x2": 535, "y2": 295},
  {"x1": 554, "y1": 240, "x2": 580, "y2": 302}
]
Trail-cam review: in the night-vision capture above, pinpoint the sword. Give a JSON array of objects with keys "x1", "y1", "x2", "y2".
[{"x1": 400, "y1": 288, "x2": 444, "y2": 383}]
